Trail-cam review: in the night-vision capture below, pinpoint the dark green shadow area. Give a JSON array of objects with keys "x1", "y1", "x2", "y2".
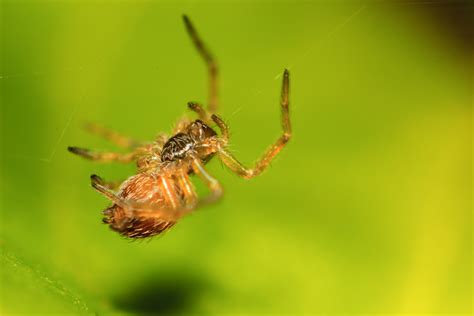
[{"x1": 111, "y1": 271, "x2": 208, "y2": 314}]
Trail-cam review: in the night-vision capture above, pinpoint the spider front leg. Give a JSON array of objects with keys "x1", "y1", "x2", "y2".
[
  {"x1": 187, "y1": 102, "x2": 212, "y2": 124},
  {"x1": 68, "y1": 146, "x2": 138, "y2": 163},
  {"x1": 183, "y1": 15, "x2": 219, "y2": 113},
  {"x1": 215, "y1": 69, "x2": 291, "y2": 179}
]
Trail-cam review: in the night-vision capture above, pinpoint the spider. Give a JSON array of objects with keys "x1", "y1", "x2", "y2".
[{"x1": 68, "y1": 15, "x2": 292, "y2": 239}]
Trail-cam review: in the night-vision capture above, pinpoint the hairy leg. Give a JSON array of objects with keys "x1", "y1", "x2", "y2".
[
  {"x1": 92, "y1": 174, "x2": 188, "y2": 222},
  {"x1": 188, "y1": 102, "x2": 212, "y2": 123},
  {"x1": 68, "y1": 146, "x2": 138, "y2": 163},
  {"x1": 183, "y1": 15, "x2": 218, "y2": 113},
  {"x1": 131, "y1": 174, "x2": 197, "y2": 221},
  {"x1": 90, "y1": 174, "x2": 122, "y2": 203},
  {"x1": 84, "y1": 122, "x2": 143, "y2": 148},
  {"x1": 90, "y1": 174, "x2": 123, "y2": 190},
  {"x1": 210, "y1": 114, "x2": 229, "y2": 141},
  {"x1": 191, "y1": 159, "x2": 223, "y2": 206},
  {"x1": 158, "y1": 176, "x2": 181, "y2": 211},
  {"x1": 216, "y1": 69, "x2": 291, "y2": 179},
  {"x1": 176, "y1": 172, "x2": 198, "y2": 210}
]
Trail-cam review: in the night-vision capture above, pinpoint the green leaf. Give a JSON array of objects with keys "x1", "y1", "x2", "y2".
[{"x1": 1, "y1": 247, "x2": 91, "y2": 314}]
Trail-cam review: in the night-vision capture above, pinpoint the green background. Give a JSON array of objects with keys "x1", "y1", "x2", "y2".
[{"x1": 1, "y1": 0, "x2": 472, "y2": 314}]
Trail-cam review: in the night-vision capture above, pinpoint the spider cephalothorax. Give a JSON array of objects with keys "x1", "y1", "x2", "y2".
[
  {"x1": 160, "y1": 119, "x2": 218, "y2": 162},
  {"x1": 68, "y1": 15, "x2": 292, "y2": 239}
]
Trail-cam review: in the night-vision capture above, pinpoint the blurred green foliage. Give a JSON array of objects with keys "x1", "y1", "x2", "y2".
[{"x1": 1, "y1": 0, "x2": 471, "y2": 314}]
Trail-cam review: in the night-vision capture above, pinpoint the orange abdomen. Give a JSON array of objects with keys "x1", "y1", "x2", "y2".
[{"x1": 103, "y1": 173, "x2": 184, "y2": 238}]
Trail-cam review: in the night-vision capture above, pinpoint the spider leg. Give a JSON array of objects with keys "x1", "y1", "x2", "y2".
[
  {"x1": 92, "y1": 174, "x2": 184, "y2": 222},
  {"x1": 216, "y1": 69, "x2": 291, "y2": 179},
  {"x1": 183, "y1": 15, "x2": 218, "y2": 113},
  {"x1": 210, "y1": 114, "x2": 229, "y2": 141},
  {"x1": 130, "y1": 175, "x2": 196, "y2": 221},
  {"x1": 141, "y1": 171, "x2": 213, "y2": 219},
  {"x1": 89, "y1": 174, "x2": 123, "y2": 190},
  {"x1": 191, "y1": 159, "x2": 223, "y2": 206},
  {"x1": 84, "y1": 122, "x2": 144, "y2": 148},
  {"x1": 176, "y1": 172, "x2": 198, "y2": 210},
  {"x1": 90, "y1": 174, "x2": 123, "y2": 203},
  {"x1": 158, "y1": 176, "x2": 182, "y2": 211},
  {"x1": 68, "y1": 146, "x2": 138, "y2": 163},
  {"x1": 188, "y1": 102, "x2": 212, "y2": 123}
]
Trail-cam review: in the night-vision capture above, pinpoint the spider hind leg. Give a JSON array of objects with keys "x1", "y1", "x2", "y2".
[{"x1": 68, "y1": 146, "x2": 137, "y2": 163}]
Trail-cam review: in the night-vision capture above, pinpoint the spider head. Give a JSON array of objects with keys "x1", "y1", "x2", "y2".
[
  {"x1": 186, "y1": 119, "x2": 219, "y2": 161},
  {"x1": 187, "y1": 120, "x2": 217, "y2": 141}
]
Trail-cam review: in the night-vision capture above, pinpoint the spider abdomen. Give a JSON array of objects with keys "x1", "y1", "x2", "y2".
[
  {"x1": 102, "y1": 173, "x2": 185, "y2": 238},
  {"x1": 103, "y1": 205, "x2": 175, "y2": 238}
]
